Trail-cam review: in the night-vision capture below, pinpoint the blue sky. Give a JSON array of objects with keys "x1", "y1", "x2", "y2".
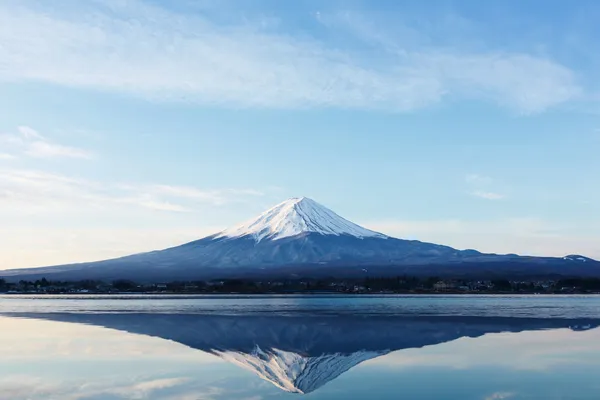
[{"x1": 0, "y1": 0, "x2": 599, "y2": 268}]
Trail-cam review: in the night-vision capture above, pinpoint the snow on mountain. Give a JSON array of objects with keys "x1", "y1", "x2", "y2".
[
  {"x1": 564, "y1": 255, "x2": 592, "y2": 263},
  {"x1": 215, "y1": 197, "x2": 387, "y2": 242},
  {"x1": 214, "y1": 345, "x2": 388, "y2": 394}
]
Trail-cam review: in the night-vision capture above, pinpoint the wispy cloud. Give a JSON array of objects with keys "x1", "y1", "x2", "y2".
[
  {"x1": 0, "y1": 168, "x2": 264, "y2": 214},
  {"x1": 109, "y1": 377, "x2": 190, "y2": 399},
  {"x1": 126, "y1": 198, "x2": 192, "y2": 213},
  {"x1": 366, "y1": 218, "x2": 600, "y2": 258},
  {"x1": 0, "y1": 374, "x2": 192, "y2": 400},
  {"x1": 0, "y1": 1, "x2": 583, "y2": 113},
  {"x1": 485, "y1": 393, "x2": 515, "y2": 400},
  {"x1": 471, "y1": 191, "x2": 505, "y2": 200},
  {"x1": 465, "y1": 174, "x2": 493, "y2": 185},
  {"x1": 149, "y1": 185, "x2": 263, "y2": 206},
  {"x1": 0, "y1": 373, "x2": 230, "y2": 400},
  {"x1": 465, "y1": 173, "x2": 506, "y2": 200},
  {"x1": 0, "y1": 227, "x2": 221, "y2": 269},
  {"x1": 0, "y1": 168, "x2": 268, "y2": 268},
  {"x1": 0, "y1": 126, "x2": 94, "y2": 160},
  {"x1": 0, "y1": 153, "x2": 16, "y2": 160},
  {"x1": 0, "y1": 375, "x2": 64, "y2": 400},
  {"x1": 24, "y1": 140, "x2": 93, "y2": 159}
]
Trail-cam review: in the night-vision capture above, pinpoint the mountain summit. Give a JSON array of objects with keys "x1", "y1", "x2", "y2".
[
  {"x1": 2, "y1": 197, "x2": 599, "y2": 281},
  {"x1": 215, "y1": 197, "x2": 387, "y2": 242}
]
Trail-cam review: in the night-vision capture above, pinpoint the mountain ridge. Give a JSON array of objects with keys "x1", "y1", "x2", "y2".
[{"x1": 2, "y1": 197, "x2": 599, "y2": 280}]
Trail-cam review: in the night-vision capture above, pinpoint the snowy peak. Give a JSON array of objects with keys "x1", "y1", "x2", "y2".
[
  {"x1": 564, "y1": 255, "x2": 592, "y2": 263},
  {"x1": 215, "y1": 197, "x2": 387, "y2": 242},
  {"x1": 213, "y1": 346, "x2": 388, "y2": 394}
]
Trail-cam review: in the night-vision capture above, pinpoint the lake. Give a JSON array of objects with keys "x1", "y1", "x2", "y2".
[{"x1": 1, "y1": 295, "x2": 600, "y2": 399}]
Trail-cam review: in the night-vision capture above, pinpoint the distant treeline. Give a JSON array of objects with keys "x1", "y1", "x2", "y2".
[{"x1": 2, "y1": 276, "x2": 600, "y2": 294}]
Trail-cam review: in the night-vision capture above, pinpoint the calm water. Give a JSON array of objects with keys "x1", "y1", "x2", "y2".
[{"x1": 1, "y1": 295, "x2": 600, "y2": 399}]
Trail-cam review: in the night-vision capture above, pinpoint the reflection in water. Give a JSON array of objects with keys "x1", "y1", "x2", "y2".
[{"x1": 7, "y1": 312, "x2": 598, "y2": 395}]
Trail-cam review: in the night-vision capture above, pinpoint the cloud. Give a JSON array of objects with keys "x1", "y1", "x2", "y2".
[
  {"x1": 425, "y1": 52, "x2": 579, "y2": 113},
  {"x1": 0, "y1": 376, "x2": 64, "y2": 400},
  {"x1": 0, "y1": 153, "x2": 16, "y2": 160},
  {"x1": 0, "y1": 227, "x2": 221, "y2": 269},
  {"x1": 0, "y1": 1, "x2": 583, "y2": 113},
  {"x1": 0, "y1": 168, "x2": 269, "y2": 268},
  {"x1": 0, "y1": 168, "x2": 264, "y2": 215},
  {"x1": 366, "y1": 218, "x2": 600, "y2": 259},
  {"x1": 0, "y1": 126, "x2": 94, "y2": 160},
  {"x1": 0, "y1": 169, "x2": 101, "y2": 213},
  {"x1": 465, "y1": 173, "x2": 506, "y2": 200},
  {"x1": 128, "y1": 198, "x2": 192, "y2": 213},
  {"x1": 465, "y1": 174, "x2": 493, "y2": 185},
  {"x1": 149, "y1": 185, "x2": 263, "y2": 206},
  {"x1": 157, "y1": 386, "x2": 225, "y2": 400},
  {"x1": 485, "y1": 393, "x2": 515, "y2": 400},
  {"x1": 0, "y1": 375, "x2": 192, "y2": 400},
  {"x1": 109, "y1": 378, "x2": 190, "y2": 399},
  {"x1": 0, "y1": 373, "x2": 228, "y2": 400},
  {"x1": 25, "y1": 140, "x2": 93, "y2": 159},
  {"x1": 471, "y1": 191, "x2": 505, "y2": 200},
  {"x1": 16, "y1": 126, "x2": 43, "y2": 140}
]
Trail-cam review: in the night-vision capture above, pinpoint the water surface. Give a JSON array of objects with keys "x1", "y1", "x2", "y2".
[{"x1": 1, "y1": 295, "x2": 599, "y2": 399}]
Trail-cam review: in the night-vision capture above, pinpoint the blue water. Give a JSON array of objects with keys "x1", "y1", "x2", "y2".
[
  {"x1": 2, "y1": 294, "x2": 600, "y2": 317},
  {"x1": 1, "y1": 295, "x2": 599, "y2": 399}
]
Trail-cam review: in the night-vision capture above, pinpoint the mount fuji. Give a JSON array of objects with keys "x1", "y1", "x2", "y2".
[
  {"x1": 216, "y1": 197, "x2": 388, "y2": 242},
  {"x1": 2, "y1": 197, "x2": 599, "y2": 281}
]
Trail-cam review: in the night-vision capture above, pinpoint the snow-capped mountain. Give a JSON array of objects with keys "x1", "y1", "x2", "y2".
[
  {"x1": 215, "y1": 197, "x2": 387, "y2": 242},
  {"x1": 2, "y1": 197, "x2": 599, "y2": 281}
]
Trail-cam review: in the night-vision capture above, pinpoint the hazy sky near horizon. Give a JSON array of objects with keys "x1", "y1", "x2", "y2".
[{"x1": 1, "y1": 0, "x2": 599, "y2": 269}]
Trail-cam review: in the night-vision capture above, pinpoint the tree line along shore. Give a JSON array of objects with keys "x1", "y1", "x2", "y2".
[{"x1": 2, "y1": 276, "x2": 600, "y2": 295}]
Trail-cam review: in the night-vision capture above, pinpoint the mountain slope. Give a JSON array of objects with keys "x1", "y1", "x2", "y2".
[{"x1": 2, "y1": 197, "x2": 599, "y2": 280}]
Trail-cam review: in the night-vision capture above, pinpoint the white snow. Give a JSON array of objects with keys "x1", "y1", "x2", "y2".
[
  {"x1": 215, "y1": 197, "x2": 387, "y2": 242},
  {"x1": 564, "y1": 256, "x2": 589, "y2": 263},
  {"x1": 214, "y1": 345, "x2": 387, "y2": 394}
]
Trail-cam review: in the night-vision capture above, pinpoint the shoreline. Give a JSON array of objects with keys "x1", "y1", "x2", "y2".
[{"x1": 2, "y1": 291, "x2": 600, "y2": 296}]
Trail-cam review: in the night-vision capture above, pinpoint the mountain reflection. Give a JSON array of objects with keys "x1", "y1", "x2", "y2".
[{"x1": 9, "y1": 313, "x2": 598, "y2": 394}]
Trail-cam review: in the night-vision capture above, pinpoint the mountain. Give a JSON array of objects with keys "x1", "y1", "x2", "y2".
[
  {"x1": 6, "y1": 312, "x2": 598, "y2": 394},
  {"x1": 2, "y1": 197, "x2": 599, "y2": 280},
  {"x1": 215, "y1": 197, "x2": 388, "y2": 242}
]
